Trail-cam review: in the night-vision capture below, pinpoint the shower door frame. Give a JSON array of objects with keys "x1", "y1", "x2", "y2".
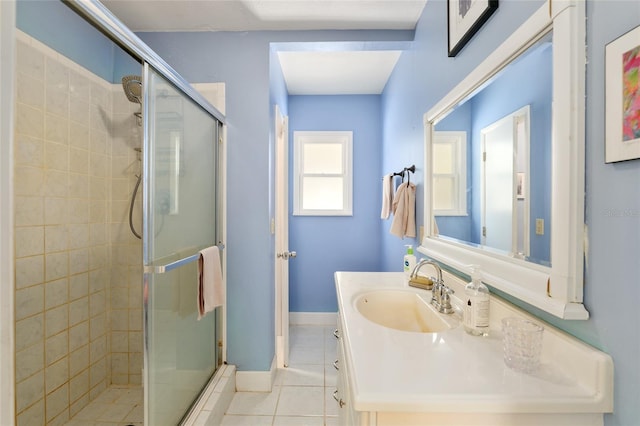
[{"x1": 58, "y1": 2, "x2": 228, "y2": 425}]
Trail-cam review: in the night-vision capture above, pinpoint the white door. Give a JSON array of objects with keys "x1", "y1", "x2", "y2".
[
  {"x1": 275, "y1": 105, "x2": 294, "y2": 368},
  {"x1": 481, "y1": 114, "x2": 515, "y2": 253}
]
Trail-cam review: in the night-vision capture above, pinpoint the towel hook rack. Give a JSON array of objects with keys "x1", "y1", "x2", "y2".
[{"x1": 391, "y1": 165, "x2": 416, "y2": 183}]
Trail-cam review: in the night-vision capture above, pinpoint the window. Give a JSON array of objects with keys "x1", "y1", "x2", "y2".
[
  {"x1": 293, "y1": 131, "x2": 353, "y2": 216},
  {"x1": 433, "y1": 131, "x2": 467, "y2": 216}
]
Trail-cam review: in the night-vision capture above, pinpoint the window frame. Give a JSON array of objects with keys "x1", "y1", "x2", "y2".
[
  {"x1": 293, "y1": 131, "x2": 353, "y2": 216},
  {"x1": 433, "y1": 131, "x2": 467, "y2": 217}
]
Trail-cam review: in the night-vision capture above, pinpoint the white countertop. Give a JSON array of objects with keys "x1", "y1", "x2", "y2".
[{"x1": 335, "y1": 271, "x2": 613, "y2": 414}]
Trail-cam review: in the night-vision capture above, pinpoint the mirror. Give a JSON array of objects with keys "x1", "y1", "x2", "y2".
[
  {"x1": 432, "y1": 33, "x2": 552, "y2": 266},
  {"x1": 421, "y1": 1, "x2": 588, "y2": 319}
]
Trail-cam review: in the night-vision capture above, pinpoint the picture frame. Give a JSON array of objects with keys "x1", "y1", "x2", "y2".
[
  {"x1": 447, "y1": 0, "x2": 498, "y2": 57},
  {"x1": 605, "y1": 25, "x2": 640, "y2": 163}
]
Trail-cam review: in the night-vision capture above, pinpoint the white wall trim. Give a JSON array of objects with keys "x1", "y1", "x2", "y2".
[
  {"x1": 290, "y1": 312, "x2": 338, "y2": 326},
  {"x1": 0, "y1": 1, "x2": 16, "y2": 425},
  {"x1": 235, "y1": 357, "x2": 277, "y2": 392}
]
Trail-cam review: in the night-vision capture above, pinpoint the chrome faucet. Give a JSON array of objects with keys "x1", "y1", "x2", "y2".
[{"x1": 410, "y1": 259, "x2": 455, "y2": 314}]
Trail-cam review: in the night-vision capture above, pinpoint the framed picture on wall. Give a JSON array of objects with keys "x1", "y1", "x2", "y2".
[
  {"x1": 605, "y1": 25, "x2": 640, "y2": 163},
  {"x1": 447, "y1": 0, "x2": 498, "y2": 57}
]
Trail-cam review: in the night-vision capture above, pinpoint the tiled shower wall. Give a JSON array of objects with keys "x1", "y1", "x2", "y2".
[{"x1": 13, "y1": 31, "x2": 142, "y2": 426}]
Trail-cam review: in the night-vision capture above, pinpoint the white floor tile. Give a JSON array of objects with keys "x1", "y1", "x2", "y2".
[
  {"x1": 280, "y1": 364, "x2": 324, "y2": 387},
  {"x1": 220, "y1": 414, "x2": 273, "y2": 425},
  {"x1": 273, "y1": 415, "x2": 325, "y2": 425},
  {"x1": 276, "y1": 386, "x2": 325, "y2": 417},
  {"x1": 226, "y1": 390, "x2": 280, "y2": 416}
]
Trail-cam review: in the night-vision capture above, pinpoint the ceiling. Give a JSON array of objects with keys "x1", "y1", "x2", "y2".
[{"x1": 101, "y1": 0, "x2": 427, "y2": 94}]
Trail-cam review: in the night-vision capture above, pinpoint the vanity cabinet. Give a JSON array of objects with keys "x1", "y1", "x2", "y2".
[
  {"x1": 334, "y1": 271, "x2": 613, "y2": 426},
  {"x1": 334, "y1": 317, "x2": 360, "y2": 426}
]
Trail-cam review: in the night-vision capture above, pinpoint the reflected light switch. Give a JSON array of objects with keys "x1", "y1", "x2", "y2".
[{"x1": 536, "y1": 219, "x2": 544, "y2": 235}]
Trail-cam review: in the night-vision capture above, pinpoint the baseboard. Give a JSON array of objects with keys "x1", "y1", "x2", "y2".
[
  {"x1": 235, "y1": 356, "x2": 277, "y2": 392},
  {"x1": 290, "y1": 312, "x2": 337, "y2": 326}
]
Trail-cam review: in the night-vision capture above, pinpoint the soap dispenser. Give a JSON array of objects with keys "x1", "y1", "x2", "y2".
[
  {"x1": 403, "y1": 245, "x2": 416, "y2": 282},
  {"x1": 463, "y1": 265, "x2": 490, "y2": 336}
]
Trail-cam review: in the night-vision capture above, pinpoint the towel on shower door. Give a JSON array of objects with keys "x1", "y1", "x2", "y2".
[
  {"x1": 197, "y1": 246, "x2": 223, "y2": 320},
  {"x1": 380, "y1": 174, "x2": 394, "y2": 219},
  {"x1": 390, "y1": 182, "x2": 416, "y2": 239}
]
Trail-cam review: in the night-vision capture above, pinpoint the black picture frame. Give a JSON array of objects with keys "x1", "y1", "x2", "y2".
[{"x1": 447, "y1": 0, "x2": 499, "y2": 57}]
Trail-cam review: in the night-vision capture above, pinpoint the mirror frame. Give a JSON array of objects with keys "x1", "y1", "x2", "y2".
[{"x1": 421, "y1": 1, "x2": 588, "y2": 319}]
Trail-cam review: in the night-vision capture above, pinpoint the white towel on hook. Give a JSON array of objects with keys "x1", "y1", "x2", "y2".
[
  {"x1": 380, "y1": 174, "x2": 394, "y2": 219},
  {"x1": 197, "y1": 246, "x2": 223, "y2": 320},
  {"x1": 390, "y1": 182, "x2": 416, "y2": 239}
]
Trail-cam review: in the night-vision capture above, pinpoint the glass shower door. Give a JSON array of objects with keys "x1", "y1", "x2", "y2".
[{"x1": 142, "y1": 64, "x2": 222, "y2": 425}]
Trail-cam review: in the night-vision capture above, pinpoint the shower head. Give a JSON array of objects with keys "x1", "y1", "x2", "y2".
[{"x1": 121, "y1": 75, "x2": 142, "y2": 104}]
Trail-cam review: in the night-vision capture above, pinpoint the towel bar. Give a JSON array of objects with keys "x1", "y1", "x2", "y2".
[{"x1": 144, "y1": 243, "x2": 224, "y2": 274}]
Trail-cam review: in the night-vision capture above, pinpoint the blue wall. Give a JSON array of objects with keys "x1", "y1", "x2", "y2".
[
  {"x1": 287, "y1": 95, "x2": 384, "y2": 312},
  {"x1": 468, "y1": 42, "x2": 552, "y2": 261},
  {"x1": 16, "y1": 0, "x2": 140, "y2": 83},
  {"x1": 382, "y1": 1, "x2": 640, "y2": 425}
]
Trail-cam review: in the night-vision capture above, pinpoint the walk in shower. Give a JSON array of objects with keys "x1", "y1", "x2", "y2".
[{"x1": 12, "y1": 1, "x2": 225, "y2": 425}]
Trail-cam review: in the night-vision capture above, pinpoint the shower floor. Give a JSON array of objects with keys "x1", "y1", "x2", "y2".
[{"x1": 64, "y1": 386, "x2": 143, "y2": 426}]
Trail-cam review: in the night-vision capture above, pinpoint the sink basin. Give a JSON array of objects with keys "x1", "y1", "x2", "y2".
[{"x1": 354, "y1": 290, "x2": 455, "y2": 333}]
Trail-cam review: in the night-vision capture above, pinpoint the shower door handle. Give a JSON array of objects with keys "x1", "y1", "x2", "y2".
[{"x1": 277, "y1": 251, "x2": 296, "y2": 260}]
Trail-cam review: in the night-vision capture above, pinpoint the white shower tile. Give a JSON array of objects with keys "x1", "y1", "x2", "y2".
[
  {"x1": 15, "y1": 314, "x2": 44, "y2": 352},
  {"x1": 45, "y1": 225, "x2": 68, "y2": 253},
  {"x1": 17, "y1": 40, "x2": 44, "y2": 80},
  {"x1": 45, "y1": 197, "x2": 67, "y2": 225},
  {"x1": 17, "y1": 72, "x2": 45, "y2": 108},
  {"x1": 69, "y1": 345, "x2": 89, "y2": 378},
  {"x1": 15, "y1": 341, "x2": 44, "y2": 383},
  {"x1": 16, "y1": 371, "x2": 44, "y2": 413},
  {"x1": 15, "y1": 284, "x2": 44, "y2": 320},
  {"x1": 69, "y1": 121, "x2": 90, "y2": 148},
  {"x1": 14, "y1": 165, "x2": 44, "y2": 197},
  {"x1": 69, "y1": 369, "x2": 89, "y2": 404},
  {"x1": 44, "y1": 169, "x2": 68, "y2": 197},
  {"x1": 45, "y1": 331, "x2": 68, "y2": 365},
  {"x1": 15, "y1": 226, "x2": 44, "y2": 258},
  {"x1": 15, "y1": 134, "x2": 44, "y2": 167},
  {"x1": 45, "y1": 305, "x2": 68, "y2": 338},
  {"x1": 15, "y1": 255, "x2": 44, "y2": 289},
  {"x1": 45, "y1": 114, "x2": 69, "y2": 145},
  {"x1": 15, "y1": 196, "x2": 44, "y2": 227},
  {"x1": 69, "y1": 249, "x2": 89, "y2": 276},
  {"x1": 44, "y1": 277, "x2": 68, "y2": 308},
  {"x1": 16, "y1": 397, "x2": 44, "y2": 426},
  {"x1": 67, "y1": 199, "x2": 89, "y2": 224},
  {"x1": 69, "y1": 273, "x2": 89, "y2": 300},
  {"x1": 16, "y1": 103, "x2": 44, "y2": 139},
  {"x1": 69, "y1": 173, "x2": 89, "y2": 200},
  {"x1": 69, "y1": 297, "x2": 89, "y2": 327},
  {"x1": 46, "y1": 384, "x2": 69, "y2": 423},
  {"x1": 45, "y1": 356, "x2": 69, "y2": 393},
  {"x1": 69, "y1": 321, "x2": 89, "y2": 351},
  {"x1": 69, "y1": 147, "x2": 88, "y2": 173},
  {"x1": 42, "y1": 262, "x2": 67, "y2": 293}
]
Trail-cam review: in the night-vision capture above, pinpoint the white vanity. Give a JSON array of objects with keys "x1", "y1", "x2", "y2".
[{"x1": 334, "y1": 271, "x2": 613, "y2": 426}]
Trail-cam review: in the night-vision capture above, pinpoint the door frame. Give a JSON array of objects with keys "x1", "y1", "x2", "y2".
[{"x1": 274, "y1": 105, "x2": 290, "y2": 368}]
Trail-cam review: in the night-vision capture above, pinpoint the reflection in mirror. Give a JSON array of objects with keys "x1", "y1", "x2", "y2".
[{"x1": 432, "y1": 32, "x2": 552, "y2": 266}]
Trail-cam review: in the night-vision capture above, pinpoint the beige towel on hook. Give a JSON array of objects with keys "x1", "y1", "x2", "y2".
[
  {"x1": 390, "y1": 182, "x2": 416, "y2": 239},
  {"x1": 380, "y1": 174, "x2": 394, "y2": 219},
  {"x1": 197, "y1": 246, "x2": 223, "y2": 320}
]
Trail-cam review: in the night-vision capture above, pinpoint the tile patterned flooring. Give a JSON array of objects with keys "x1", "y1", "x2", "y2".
[{"x1": 65, "y1": 325, "x2": 336, "y2": 426}]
